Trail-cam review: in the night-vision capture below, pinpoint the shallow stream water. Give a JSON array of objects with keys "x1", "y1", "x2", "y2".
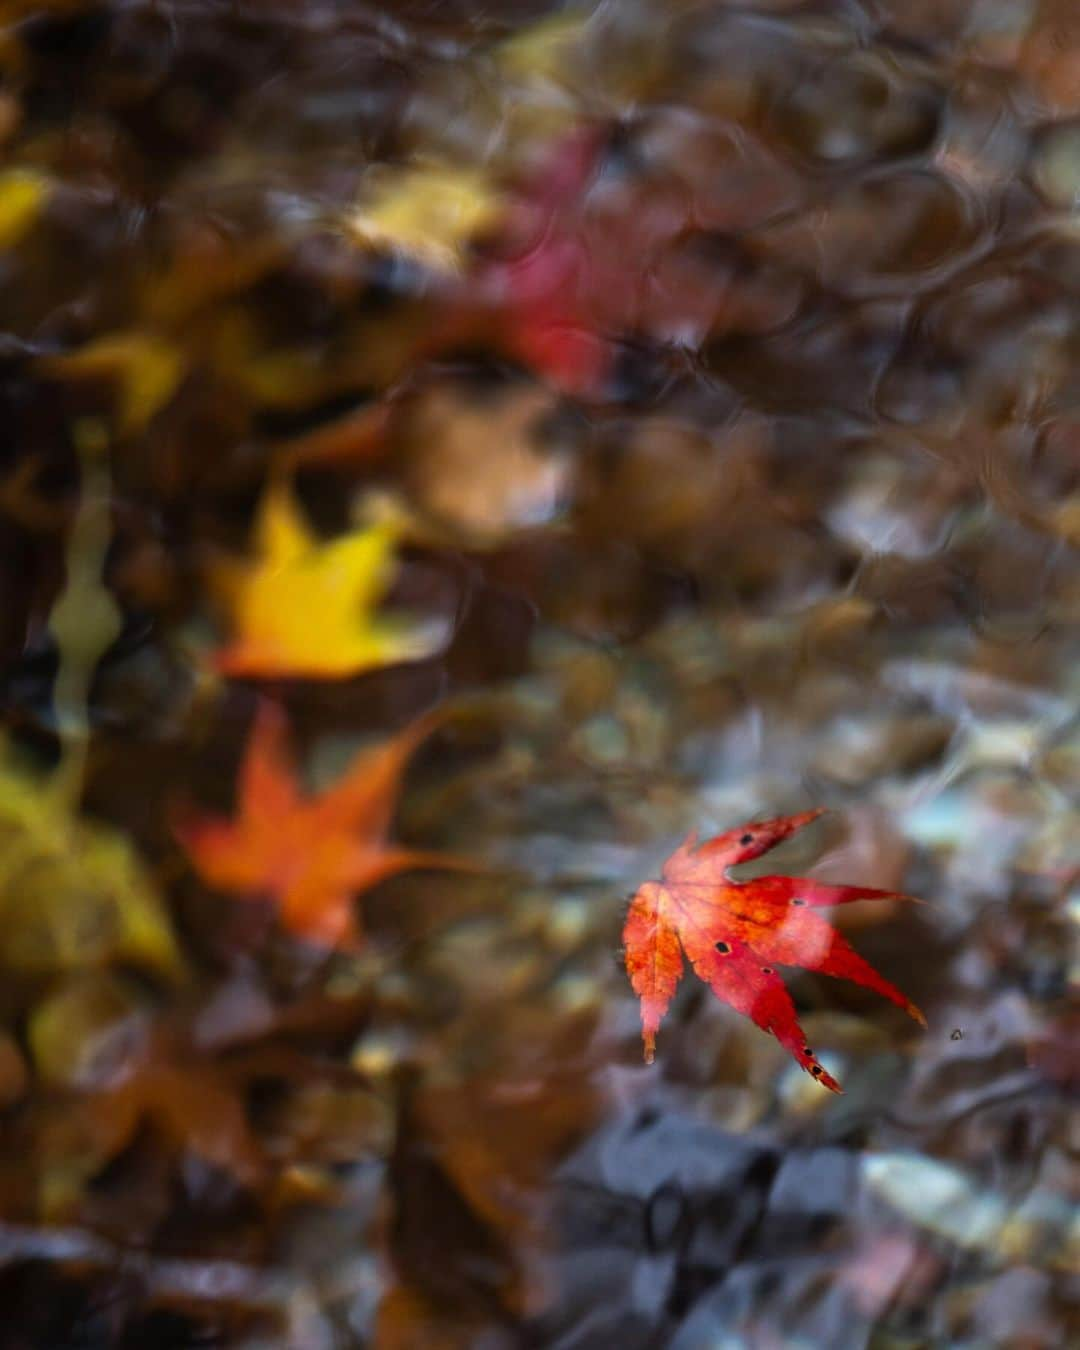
[{"x1": 0, "y1": 2, "x2": 1076, "y2": 1347}]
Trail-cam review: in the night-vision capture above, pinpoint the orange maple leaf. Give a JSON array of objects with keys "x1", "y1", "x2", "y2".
[
  {"x1": 175, "y1": 703, "x2": 464, "y2": 948},
  {"x1": 624, "y1": 809, "x2": 926, "y2": 1092}
]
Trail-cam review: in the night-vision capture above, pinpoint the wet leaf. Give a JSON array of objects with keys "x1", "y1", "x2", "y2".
[
  {"x1": 624, "y1": 809, "x2": 926, "y2": 1091},
  {"x1": 497, "y1": 10, "x2": 588, "y2": 86},
  {"x1": 0, "y1": 168, "x2": 47, "y2": 249},
  {"x1": 0, "y1": 755, "x2": 186, "y2": 980},
  {"x1": 28, "y1": 973, "x2": 150, "y2": 1090},
  {"x1": 39, "y1": 334, "x2": 186, "y2": 434},
  {"x1": 494, "y1": 9, "x2": 592, "y2": 143},
  {"x1": 0, "y1": 422, "x2": 184, "y2": 982},
  {"x1": 346, "y1": 163, "x2": 504, "y2": 273},
  {"x1": 37, "y1": 1052, "x2": 262, "y2": 1220},
  {"x1": 401, "y1": 381, "x2": 572, "y2": 546},
  {"x1": 208, "y1": 477, "x2": 447, "y2": 679},
  {"x1": 176, "y1": 702, "x2": 469, "y2": 948},
  {"x1": 469, "y1": 131, "x2": 610, "y2": 394}
]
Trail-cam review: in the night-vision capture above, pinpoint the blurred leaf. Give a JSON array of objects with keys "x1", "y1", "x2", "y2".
[
  {"x1": 208, "y1": 477, "x2": 447, "y2": 679},
  {"x1": 28, "y1": 972, "x2": 150, "y2": 1090},
  {"x1": 37, "y1": 1054, "x2": 262, "y2": 1220},
  {"x1": 498, "y1": 10, "x2": 588, "y2": 84},
  {"x1": 495, "y1": 9, "x2": 591, "y2": 142},
  {"x1": 0, "y1": 754, "x2": 185, "y2": 980},
  {"x1": 402, "y1": 382, "x2": 572, "y2": 546},
  {"x1": 461, "y1": 129, "x2": 612, "y2": 394},
  {"x1": 176, "y1": 702, "x2": 470, "y2": 948},
  {"x1": 210, "y1": 310, "x2": 342, "y2": 410},
  {"x1": 383, "y1": 1007, "x2": 601, "y2": 1334},
  {"x1": 0, "y1": 168, "x2": 47, "y2": 249},
  {"x1": 346, "y1": 163, "x2": 504, "y2": 273},
  {"x1": 39, "y1": 335, "x2": 186, "y2": 434}
]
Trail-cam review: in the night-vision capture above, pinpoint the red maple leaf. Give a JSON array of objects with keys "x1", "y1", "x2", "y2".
[
  {"x1": 623, "y1": 809, "x2": 926, "y2": 1092},
  {"x1": 404, "y1": 127, "x2": 611, "y2": 397},
  {"x1": 175, "y1": 703, "x2": 465, "y2": 949}
]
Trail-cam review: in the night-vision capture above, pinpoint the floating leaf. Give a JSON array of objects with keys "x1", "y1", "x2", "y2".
[{"x1": 624, "y1": 809, "x2": 926, "y2": 1091}]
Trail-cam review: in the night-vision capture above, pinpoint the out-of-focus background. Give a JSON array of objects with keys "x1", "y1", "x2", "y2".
[{"x1": 0, "y1": 1, "x2": 1075, "y2": 1346}]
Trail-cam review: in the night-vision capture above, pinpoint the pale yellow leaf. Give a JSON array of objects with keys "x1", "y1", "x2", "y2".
[{"x1": 346, "y1": 163, "x2": 504, "y2": 272}]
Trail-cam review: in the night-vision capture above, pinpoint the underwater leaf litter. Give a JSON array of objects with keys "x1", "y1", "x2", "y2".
[
  {"x1": 0, "y1": 0, "x2": 1076, "y2": 1345},
  {"x1": 0, "y1": 422, "x2": 182, "y2": 983}
]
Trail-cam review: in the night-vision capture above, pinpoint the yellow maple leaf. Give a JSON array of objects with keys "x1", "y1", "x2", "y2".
[
  {"x1": 0, "y1": 757, "x2": 186, "y2": 982},
  {"x1": 497, "y1": 9, "x2": 586, "y2": 84},
  {"x1": 346, "y1": 162, "x2": 503, "y2": 272},
  {"x1": 209, "y1": 478, "x2": 446, "y2": 679},
  {"x1": 39, "y1": 332, "x2": 185, "y2": 434}
]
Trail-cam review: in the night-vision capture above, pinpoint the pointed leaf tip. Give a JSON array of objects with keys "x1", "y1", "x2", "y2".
[{"x1": 907, "y1": 1000, "x2": 928, "y2": 1028}]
